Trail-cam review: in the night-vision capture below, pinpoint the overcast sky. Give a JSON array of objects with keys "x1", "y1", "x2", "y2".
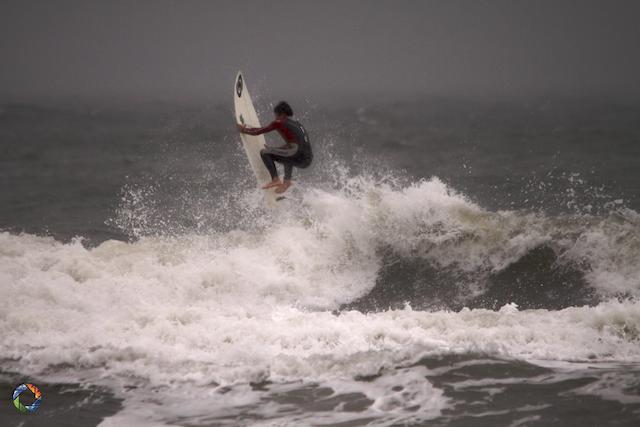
[{"x1": 1, "y1": 0, "x2": 639, "y2": 101}]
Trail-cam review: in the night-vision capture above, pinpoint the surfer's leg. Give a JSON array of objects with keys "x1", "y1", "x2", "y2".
[
  {"x1": 259, "y1": 149, "x2": 278, "y2": 179},
  {"x1": 260, "y1": 145, "x2": 298, "y2": 175},
  {"x1": 259, "y1": 149, "x2": 281, "y2": 188},
  {"x1": 273, "y1": 161, "x2": 294, "y2": 194},
  {"x1": 274, "y1": 151, "x2": 310, "y2": 193},
  {"x1": 283, "y1": 163, "x2": 293, "y2": 181},
  {"x1": 260, "y1": 144, "x2": 299, "y2": 190}
]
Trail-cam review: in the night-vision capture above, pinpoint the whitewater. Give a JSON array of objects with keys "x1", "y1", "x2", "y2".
[{"x1": 2, "y1": 175, "x2": 640, "y2": 426}]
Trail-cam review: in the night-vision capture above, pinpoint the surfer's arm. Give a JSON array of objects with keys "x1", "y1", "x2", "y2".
[{"x1": 239, "y1": 121, "x2": 279, "y2": 135}]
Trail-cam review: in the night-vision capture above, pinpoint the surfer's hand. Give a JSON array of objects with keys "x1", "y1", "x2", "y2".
[{"x1": 236, "y1": 123, "x2": 246, "y2": 133}]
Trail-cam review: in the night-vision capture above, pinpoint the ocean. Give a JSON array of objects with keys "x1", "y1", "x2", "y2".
[{"x1": 1, "y1": 96, "x2": 639, "y2": 426}]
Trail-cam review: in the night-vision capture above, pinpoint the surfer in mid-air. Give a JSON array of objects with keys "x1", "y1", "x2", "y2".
[{"x1": 237, "y1": 101, "x2": 313, "y2": 194}]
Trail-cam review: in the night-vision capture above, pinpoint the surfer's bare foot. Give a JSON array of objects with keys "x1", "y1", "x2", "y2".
[
  {"x1": 262, "y1": 179, "x2": 281, "y2": 189},
  {"x1": 275, "y1": 180, "x2": 292, "y2": 194}
]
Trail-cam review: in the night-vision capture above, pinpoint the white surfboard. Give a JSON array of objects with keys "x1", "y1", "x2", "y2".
[{"x1": 233, "y1": 71, "x2": 282, "y2": 206}]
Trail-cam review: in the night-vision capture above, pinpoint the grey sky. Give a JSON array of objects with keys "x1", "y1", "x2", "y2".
[{"x1": 1, "y1": 0, "x2": 639, "y2": 101}]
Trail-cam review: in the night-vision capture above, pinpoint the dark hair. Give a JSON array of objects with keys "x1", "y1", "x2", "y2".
[{"x1": 274, "y1": 101, "x2": 293, "y2": 117}]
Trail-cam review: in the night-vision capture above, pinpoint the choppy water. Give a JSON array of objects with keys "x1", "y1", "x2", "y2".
[{"x1": 1, "y1": 97, "x2": 639, "y2": 426}]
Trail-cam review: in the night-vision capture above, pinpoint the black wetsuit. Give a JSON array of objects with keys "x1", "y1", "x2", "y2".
[{"x1": 242, "y1": 118, "x2": 313, "y2": 180}]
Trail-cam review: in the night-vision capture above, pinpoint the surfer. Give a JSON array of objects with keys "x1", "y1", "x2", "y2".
[{"x1": 237, "y1": 101, "x2": 313, "y2": 194}]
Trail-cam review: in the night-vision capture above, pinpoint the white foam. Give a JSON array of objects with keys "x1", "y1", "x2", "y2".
[
  {"x1": 1, "y1": 229, "x2": 639, "y2": 385},
  {"x1": 2, "y1": 176, "x2": 640, "y2": 424},
  {"x1": 111, "y1": 175, "x2": 640, "y2": 298}
]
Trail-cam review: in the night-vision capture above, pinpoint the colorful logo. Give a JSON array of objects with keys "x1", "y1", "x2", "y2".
[{"x1": 12, "y1": 383, "x2": 42, "y2": 414}]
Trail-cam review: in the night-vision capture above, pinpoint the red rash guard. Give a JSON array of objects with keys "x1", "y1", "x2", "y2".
[{"x1": 242, "y1": 119, "x2": 300, "y2": 144}]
